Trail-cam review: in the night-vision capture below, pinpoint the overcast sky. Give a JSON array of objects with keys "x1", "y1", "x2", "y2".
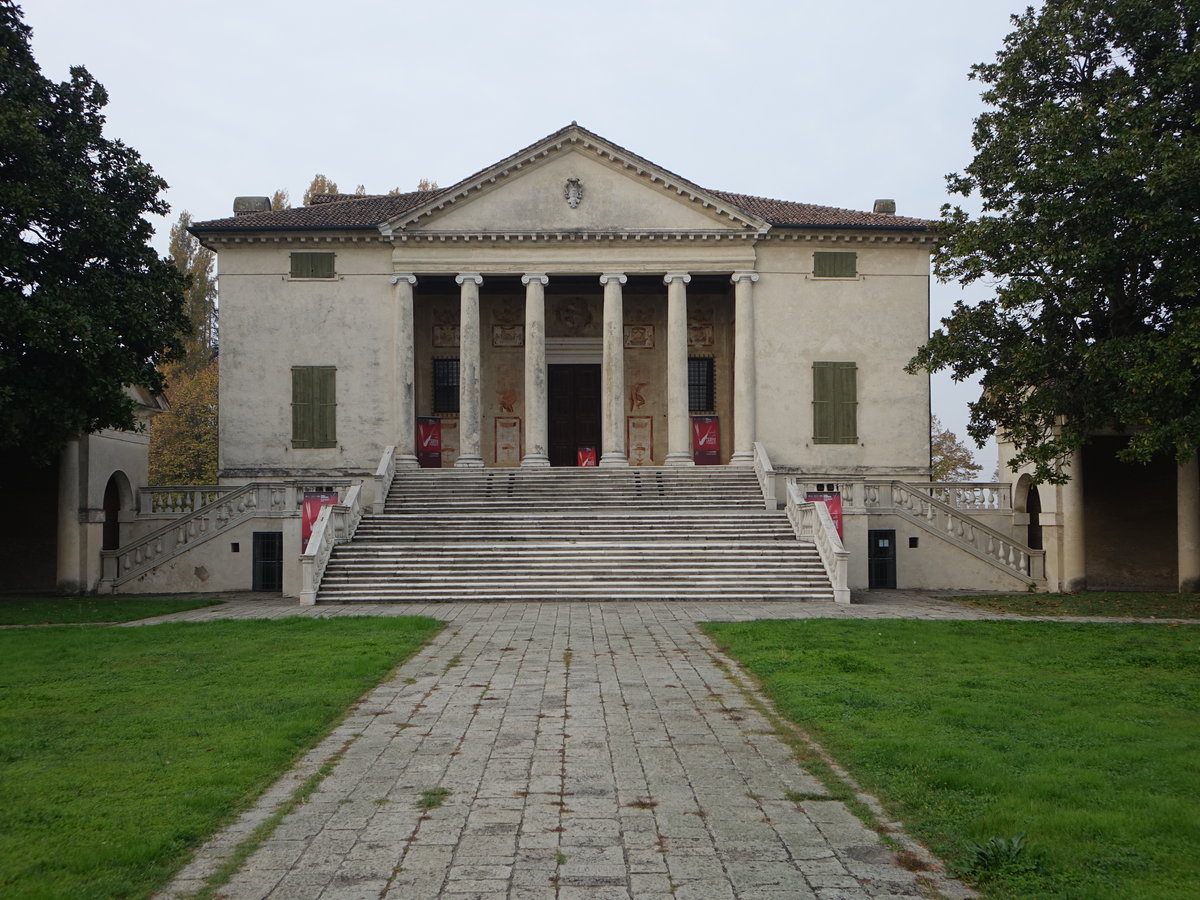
[{"x1": 23, "y1": 0, "x2": 1035, "y2": 472}]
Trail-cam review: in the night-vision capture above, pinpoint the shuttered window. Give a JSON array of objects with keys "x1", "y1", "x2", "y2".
[
  {"x1": 813, "y1": 251, "x2": 857, "y2": 278},
  {"x1": 292, "y1": 366, "x2": 337, "y2": 448},
  {"x1": 289, "y1": 252, "x2": 336, "y2": 279},
  {"x1": 433, "y1": 358, "x2": 459, "y2": 414},
  {"x1": 812, "y1": 361, "x2": 857, "y2": 444},
  {"x1": 688, "y1": 357, "x2": 715, "y2": 413}
]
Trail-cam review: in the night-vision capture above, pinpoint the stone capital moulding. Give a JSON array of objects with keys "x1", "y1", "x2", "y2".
[
  {"x1": 455, "y1": 272, "x2": 484, "y2": 285},
  {"x1": 521, "y1": 273, "x2": 549, "y2": 286},
  {"x1": 389, "y1": 273, "x2": 417, "y2": 285},
  {"x1": 731, "y1": 271, "x2": 760, "y2": 284},
  {"x1": 599, "y1": 273, "x2": 627, "y2": 286},
  {"x1": 663, "y1": 271, "x2": 692, "y2": 285}
]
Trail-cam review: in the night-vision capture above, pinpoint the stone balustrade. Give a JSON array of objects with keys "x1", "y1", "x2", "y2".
[
  {"x1": 373, "y1": 445, "x2": 397, "y2": 514},
  {"x1": 138, "y1": 485, "x2": 233, "y2": 517},
  {"x1": 752, "y1": 442, "x2": 778, "y2": 510},
  {"x1": 300, "y1": 483, "x2": 366, "y2": 606},
  {"x1": 863, "y1": 480, "x2": 1042, "y2": 582},
  {"x1": 785, "y1": 481, "x2": 850, "y2": 604},
  {"x1": 921, "y1": 482, "x2": 1012, "y2": 511}
]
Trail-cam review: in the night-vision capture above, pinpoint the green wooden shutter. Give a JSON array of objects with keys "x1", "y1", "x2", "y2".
[
  {"x1": 813, "y1": 362, "x2": 857, "y2": 444},
  {"x1": 290, "y1": 252, "x2": 335, "y2": 278},
  {"x1": 292, "y1": 367, "x2": 313, "y2": 448},
  {"x1": 813, "y1": 251, "x2": 857, "y2": 278},
  {"x1": 313, "y1": 366, "x2": 337, "y2": 448}
]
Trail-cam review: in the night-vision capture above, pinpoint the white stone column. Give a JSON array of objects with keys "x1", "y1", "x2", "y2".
[
  {"x1": 390, "y1": 274, "x2": 419, "y2": 469},
  {"x1": 455, "y1": 273, "x2": 484, "y2": 468},
  {"x1": 599, "y1": 273, "x2": 628, "y2": 467},
  {"x1": 1060, "y1": 450, "x2": 1087, "y2": 592},
  {"x1": 664, "y1": 272, "x2": 694, "y2": 466},
  {"x1": 1178, "y1": 454, "x2": 1200, "y2": 592},
  {"x1": 730, "y1": 272, "x2": 759, "y2": 466},
  {"x1": 521, "y1": 274, "x2": 550, "y2": 467}
]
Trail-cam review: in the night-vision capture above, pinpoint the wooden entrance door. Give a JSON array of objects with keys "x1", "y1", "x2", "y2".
[{"x1": 548, "y1": 364, "x2": 601, "y2": 466}]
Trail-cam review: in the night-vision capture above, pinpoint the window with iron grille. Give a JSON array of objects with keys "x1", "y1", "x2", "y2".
[
  {"x1": 289, "y1": 251, "x2": 336, "y2": 279},
  {"x1": 688, "y1": 357, "x2": 715, "y2": 413},
  {"x1": 812, "y1": 251, "x2": 857, "y2": 278},
  {"x1": 433, "y1": 358, "x2": 459, "y2": 414}
]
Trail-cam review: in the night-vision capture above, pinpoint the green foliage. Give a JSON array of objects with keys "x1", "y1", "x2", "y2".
[
  {"x1": 970, "y1": 832, "x2": 1031, "y2": 879},
  {"x1": 704, "y1": 619, "x2": 1200, "y2": 898},
  {"x1": 951, "y1": 590, "x2": 1200, "y2": 618},
  {"x1": 0, "y1": 616, "x2": 443, "y2": 898},
  {"x1": 168, "y1": 210, "x2": 216, "y2": 374},
  {"x1": 149, "y1": 357, "x2": 218, "y2": 484},
  {"x1": 0, "y1": 593, "x2": 220, "y2": 625},
  {"x1": 907, "y1": 1, "x2": 1200, "y2": 483},
  {"x1": 931, "y1": 415, "x2": 983, "y2": 481},
  {"x1": 0, "y1": 2, "x2": 189, "y2": 465}
]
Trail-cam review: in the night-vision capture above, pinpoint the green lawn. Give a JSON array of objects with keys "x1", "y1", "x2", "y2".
[
  {"x1": 0, "y1": 594, "x2": 223, "y2": 625},
  {"x1": 948, "y1": 591, "x2": 1200, "y2": 619},
  {"x1": 703, "y1": 619, "x2": 1200, "y2": 899},
  {"x1": 0, "y1": 616, "x2": 443, "y2": 899}
]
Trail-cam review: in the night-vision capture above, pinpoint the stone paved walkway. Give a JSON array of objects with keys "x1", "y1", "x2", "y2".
[{"x1": 152, "y1": 594, "x2": 1001, "y2": 899}]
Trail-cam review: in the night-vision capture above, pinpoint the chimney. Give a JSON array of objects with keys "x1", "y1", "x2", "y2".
[
  {"x1": 873, "y1": 198, "x2": 896, "y2": 215},
  {"x1": 233, "y1": 196, "x2": 272, "y2": 216}
]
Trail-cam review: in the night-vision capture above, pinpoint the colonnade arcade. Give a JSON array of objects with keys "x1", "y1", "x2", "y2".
[{"x1": 388, "y1": 270, "x2": 760, "y2": 469}]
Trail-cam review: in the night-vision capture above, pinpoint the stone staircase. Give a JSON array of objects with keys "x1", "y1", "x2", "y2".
[{"x1": 317, "y1": 467, "x2": 835, "y2": 602}]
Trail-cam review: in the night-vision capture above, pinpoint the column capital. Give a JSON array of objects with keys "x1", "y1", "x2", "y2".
[
  {"x1": 599, "y1": 272, "x2": 627, "y2": 286},
  {"x1": 389, "y1": 273, "x2": 417, "y2": 286},
  {"x1": 663, "y1": 271, "x2": 692, "y2": 285},
  {"x1": 521, "y1": 273, "x2": 549, "y2": 286},
  {"x1": 455, "y1": 272, "x2": 483, "y2": 286},
  {"x1": 731, "y1": 271, "x2": 760, "y2": 284}
]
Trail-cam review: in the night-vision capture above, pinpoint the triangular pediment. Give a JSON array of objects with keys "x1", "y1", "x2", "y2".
[{"x1": 379, "y1": 124, "x2": 767, "y2": 236}]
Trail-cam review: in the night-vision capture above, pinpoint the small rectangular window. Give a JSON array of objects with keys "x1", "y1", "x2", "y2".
[
  {"x1": 688, "y1": 357, "x2": 715, "y2": 413},
  {"x1": 813, "y1": 251, "x2": 857, "y2": 278},
  {"x1": 289, "y1": 252, "x2": 336, "y2": 279},
  {"x1": 292, "y1": 366, "x2": 336, "y2": 448},
  {"x1": 433, "y1": 358, "x2": 459, "y2": 414},
  {"x1": 813, "y1": 361, "x2": 857, "y2": 444}
]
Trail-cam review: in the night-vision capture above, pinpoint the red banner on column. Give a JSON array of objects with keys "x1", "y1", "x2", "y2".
[
  {"x1": 692, "y1": 416, "x2": 720, "y2": 465},
  {"x1": 577, "y1": 446, "x2": 598, "y2": 467},
  {"x1": 417, "y1": 417, "x2": 442, "y2": 468},
  {"x1": 302, "y1": 492, "x2": 339, "y2": 550},
  {"x1": 806, "y1": 491, "x2": 844, "y2": 539}
]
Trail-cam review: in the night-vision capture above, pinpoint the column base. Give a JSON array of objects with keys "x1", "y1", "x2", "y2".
[
  {"x1": 454, "y1": 456, "x2": 485, "y2": 468},
  {"x1": 729, "y1": 451, "x2": 755, "y2": 467},
  {"x1": 664, "y1": 453, "x2": 695, "y2": 467},
  {"x1": 395, "y1": 454, "x2": 420, "y2": 470},
  {"x1": 598, "y1": 453, "x2": 629, "y2": 468},
  {"x1": 521, "y1": 455, "x2": 551, "y2": 468}
]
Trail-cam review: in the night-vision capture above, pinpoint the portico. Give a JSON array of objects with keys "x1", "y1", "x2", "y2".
[{"x1": 388, "y1": 267, "x2": 756, "y2": 469}]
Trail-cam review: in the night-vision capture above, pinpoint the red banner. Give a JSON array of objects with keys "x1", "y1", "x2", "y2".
[
  {"x1": 806, "y1": 491, "x2": 844, "y2": 540},
  {"x1": 417, "y1": 417, "x2": 442, "y2": 468},
  {"x1": 577, "y1": 446, "x2": 598, "y2": 467},
  {"x1": 302, "y1": 492, "x2": 339, "y2": 550},
  {"x1": 692, "y1": 416, "x2": 720, "y2": 465}
]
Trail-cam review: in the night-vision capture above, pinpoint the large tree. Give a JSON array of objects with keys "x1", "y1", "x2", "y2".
[
  {"x1": 907, "y1": 0, "x2": 1200, "y2": 483},
  {"x1": 168, "y1": 210, "x2": 216, "y2": 374},
  {"x1": 931, "y1": 416, "x2": 984, "y2": 482},
  {"x1": 0, "y1": 1, "x2": 188, "y2": 465}
]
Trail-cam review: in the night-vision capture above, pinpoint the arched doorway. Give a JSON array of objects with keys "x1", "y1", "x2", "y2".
[
  {"x1": 102, "y1": 472, "x2": 131, "y2": 551},
  {"x1": 1027, "y1": 485, "x2": 1043, "y2": 550}
]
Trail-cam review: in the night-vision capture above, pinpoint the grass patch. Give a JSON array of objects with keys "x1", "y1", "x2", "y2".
[
  {"x1": 415, "y1": 787, "x2": 451, "y2": 811},
  {"x1": 703, "y1": 619, "x2": 1200, "y2": 899},
  {"x1": 948, "y1": 590, "x2": 1200, "y2": 619},
  {"x1": 0, "y1": 616, "x2": 443, "y2": 899},
  {"x1": 0, "y1": 594, "x2": 223, "y2": 625}
]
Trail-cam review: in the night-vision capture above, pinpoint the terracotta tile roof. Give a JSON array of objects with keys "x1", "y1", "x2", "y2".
[
  {"x1": 708, "y1": 190, "x2": 930, "y2": 230},
  {"x1": 193, "y1": 191, "x2": 439, "y2": 232},
  {"x1": 190, "y1": 124, "x2": 930, "y2": 235}
]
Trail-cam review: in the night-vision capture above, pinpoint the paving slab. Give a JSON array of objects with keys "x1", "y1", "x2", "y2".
[{"x1": 151, "y1": 596, "x2": 979, "y2": 899}]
